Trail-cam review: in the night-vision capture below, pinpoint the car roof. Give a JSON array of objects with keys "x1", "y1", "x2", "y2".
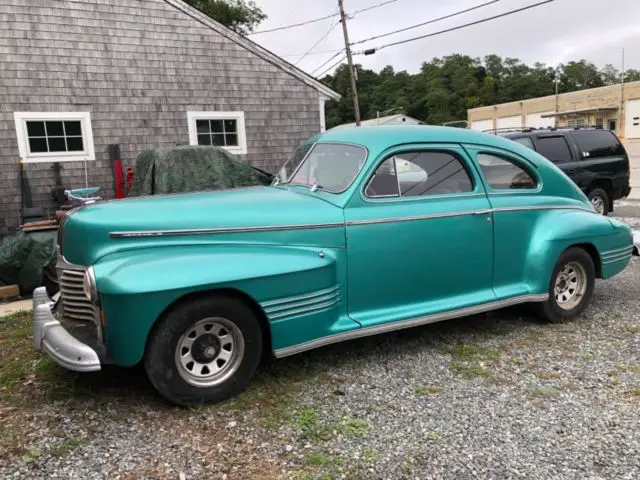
[{"x1": 316, "y1": 125, "x2": 525, "y2": 152}]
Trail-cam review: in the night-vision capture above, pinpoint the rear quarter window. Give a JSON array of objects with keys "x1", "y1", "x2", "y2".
[
  {"x1": 534, "y1": 136, "x2": 573, "y2": 163},
  {"x1": 569, "y1": 130, "x2": 626, "y2": 158}
]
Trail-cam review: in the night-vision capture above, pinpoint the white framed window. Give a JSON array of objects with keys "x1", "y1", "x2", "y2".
[
  {"x1": 13, "y1": 112, "x2": 95, "y2": 163},
  {"x1": 187, "y1": 111, "x2": 247, "y2": 155}
]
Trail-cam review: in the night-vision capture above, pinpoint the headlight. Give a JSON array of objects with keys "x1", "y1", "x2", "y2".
[{"x1": 82, "y1": 266, "x2": 99, "y2": 303}]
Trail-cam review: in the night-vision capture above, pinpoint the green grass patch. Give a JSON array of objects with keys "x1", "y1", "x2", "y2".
[
  {"x1": 51, "y1": 437, "x2": 88, "y2": 458},
  {"x1": 529, "y1": 386, "x2": 558, "y2": 398},
  {"x1": 427, "y1": 431, "x2": 442, "y2": 442},
  {"x1": 413, "y1": 384, "x2": 442, "y2": 396},
  {"x1": 294, "y1": 407, "x2": 370, "y2": 443}
]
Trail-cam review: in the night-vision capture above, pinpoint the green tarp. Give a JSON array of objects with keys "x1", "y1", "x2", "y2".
[
  {"x1": 130, "y1": 146, "x2": 272, "y2": 196},
  {"x1": 0, "y1": 230, "x2": 57, "y2": 295}
]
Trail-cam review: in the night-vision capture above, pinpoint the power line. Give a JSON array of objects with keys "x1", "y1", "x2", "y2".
[
  {"x1": 358, "y1": 0, "x2": 554, "y2": 54},
  {"x1": 351, "y1": 0, "x2": 499, "y2": 46},
  {"x1": 280, "y1": 49, "x2": 344, "y2": 58},
  {"x1": 351, "y1": 0, "x2": 399, "y2": 15},
  {"x1": 315, "y1": 54, "x2": 347, "y2": 79},
  {"x1": 250, "y1": 12, "x2": 337, "y2": 35},
  {"x1": 310, "y1": 50, "x2": 345, "y2": 76},
  {"x1": 249, "y1": 0, "x2": 399, "y2": 36},
  {"x1": 295, "y1": 19, "x2": 341, "y2": 65}
]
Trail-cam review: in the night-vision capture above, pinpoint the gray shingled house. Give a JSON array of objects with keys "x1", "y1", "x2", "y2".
[{"x1": 0, "y1": 0, "x2": 340, "y2": 236}]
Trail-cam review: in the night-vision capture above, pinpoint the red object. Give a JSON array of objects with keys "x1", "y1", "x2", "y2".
[
  {"x1": 114, "y1": 159, "x2": 124, "y2": 199},
  {"x1": 126, "y1": 168, "x2": 134, "y2": 192}
]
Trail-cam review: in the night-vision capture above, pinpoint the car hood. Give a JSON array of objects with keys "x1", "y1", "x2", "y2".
[{"x1": 61, "y1": 186, "x2": 345, "y2": 265}]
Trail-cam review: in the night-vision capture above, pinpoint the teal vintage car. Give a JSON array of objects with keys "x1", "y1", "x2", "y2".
[{"x1": 32, "y1": 126, "x2": 636, "y2": 406}]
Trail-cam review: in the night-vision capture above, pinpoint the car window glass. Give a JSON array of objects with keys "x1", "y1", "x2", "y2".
[
  {"x1": 511, "y1": 137, "x2": 535, "y2": 150},
  {"x1": 569, "y1": 130, "x2": 625, "y2": 158},
  {"x1": 477, "y1": 153, "x2": 537, "y2": 190},
  {"x1": 366, "y1": 151, "x2": 473, "y2": 198},
  {"x1": 535, "y1": 136, "x2": 573, "y2": 163}
]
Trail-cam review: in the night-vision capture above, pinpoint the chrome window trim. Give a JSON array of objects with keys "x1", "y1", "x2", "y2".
[
  {"x1": 283, "y1": 141, "x2": 369, "y2": 194},
  {"x1": 361, "y1": 147, "x2": 479, "y2": 202},
  {"x1": 274, "y1": 293, "x2": 549, "y2": 358},
  {"x1": 473, "y1": 150, "x2": 544, "y2": 194}
]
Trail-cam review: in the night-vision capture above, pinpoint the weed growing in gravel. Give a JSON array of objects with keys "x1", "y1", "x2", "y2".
[
  {"x1": 51, "y1": 437, "x2": 88, "y2": 458},
  {"x1": 294, "y1": 407, "x2": 370, "y2": 442},
  {"x1": 529, "y1": 386, "x2": 558, "y2": 398},
  {"x1": 413, "y1": 384, "x2": 442, "y2": 396},
  {"x1": 427, "y1": 431, "x2": 442, "y2": 442},
  {"x1": 21, "y1": 445, "x2": 43, "y2": 464},
  {"x1": 623, "y1": 325, "x2": 640, "y2": 334},
  {"x1": 440, "y1": 342, "x2": 501, "y2": 379},
  {"x1": 629, "y1": 388, "x2": 640, "y2": 397}
]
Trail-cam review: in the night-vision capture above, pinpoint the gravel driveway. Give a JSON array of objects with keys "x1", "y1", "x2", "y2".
[{"x1": 1, "y1": 239, "x2": 639, "y2": 479}]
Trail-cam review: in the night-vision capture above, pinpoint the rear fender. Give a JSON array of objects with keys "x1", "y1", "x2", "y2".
[
  {"x1": 94, "y1": 245, "x2": 340, "y2": 366},
  {"x1": 524, "y1": 210, "x2": 621, "y2": 292}
]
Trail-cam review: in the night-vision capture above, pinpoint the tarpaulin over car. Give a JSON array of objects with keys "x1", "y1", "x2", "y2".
[
  {"x1": 0, "y1": 230, "x2": 57, "y2": 295},
  {"x1": 130, "y1": 146, "x2": 272, "y2": 196}
]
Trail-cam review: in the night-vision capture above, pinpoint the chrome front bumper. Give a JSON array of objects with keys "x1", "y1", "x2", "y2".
[{"x1": 32, "y1": 287, "x2": 101, "y2": 372}]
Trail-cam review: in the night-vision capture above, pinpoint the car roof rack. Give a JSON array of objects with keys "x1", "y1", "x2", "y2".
[{"x1": 483, "y1": 125, "x2": 606, "y2": 135}]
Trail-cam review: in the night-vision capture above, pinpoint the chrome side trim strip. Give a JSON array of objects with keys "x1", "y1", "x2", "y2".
[
  {"x1": 602, "y1": 254, "x2": 632, "y2": 265},
  {"x1": 265, "y1": 290, "x2": 340, "y2": 314},
  {"x1": 347, "y1": 209, "x2": 481, "y2": 226},
  {"x1": 346, "y1": 205, "x2": 593, "y2": 227},
  {"x1": 269, "y1": 298, "x2": 340, "y2": 321},
  {"x1": 110, "y1": 222, "x2": 344, "y2": 238},
  {"x1": 491, "y1": 205, "x2": 594, "y2": 214},
  {"x1": 274, "y1": 293, "x2": 549, "y2": 358},
  {"x1": 602, "y1": 245, "x2": 634, "y2": 256},
  {"x1": 261, "y1": 285, "x2": 340, "y2": 308}
]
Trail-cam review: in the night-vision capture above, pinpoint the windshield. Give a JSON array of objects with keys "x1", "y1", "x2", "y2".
[{"x1": 275, "y1": 143, "x2": 367, "y2": 193}]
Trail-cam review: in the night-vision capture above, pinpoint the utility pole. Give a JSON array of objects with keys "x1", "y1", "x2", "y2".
[
  {"x1": 338, "y1": 0, "x2": 361, "y2": 126},
  {"x1": 620, "y1": 48, "x2": 625, "y2": 136}
]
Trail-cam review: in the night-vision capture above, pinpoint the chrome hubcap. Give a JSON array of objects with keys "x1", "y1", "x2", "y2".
[
  {"x1": 590, "y1": 196, "x2": 605, "y2": 214},
  {"x1": 175, "y1": 318, "x2": 244, "y2": 387},
  {"x1": 554, "y1": 261, "x2": 587, "y2": 311}
]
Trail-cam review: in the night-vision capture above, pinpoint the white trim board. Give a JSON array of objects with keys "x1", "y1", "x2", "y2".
[
  {"x1": 13, "y1": 111, "x2": 96, "y2": 164},
  {"x1": 186, "y1": 111, "x2": 247, "y2": 155}
]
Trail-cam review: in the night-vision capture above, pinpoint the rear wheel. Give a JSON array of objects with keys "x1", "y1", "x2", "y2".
[
  {"x1": 535, "y1": 247, "x2": 595, "y2": 323},
  {"x1": 587, "y1": 187, "x2": 610, "y2": 216},
  {"x1": 144, "y1": 295, "x2": 263, "y2": 406}
]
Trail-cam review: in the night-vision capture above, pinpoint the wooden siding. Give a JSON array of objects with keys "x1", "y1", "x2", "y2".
[{"x1": 0, "y1": 0, "x2": 325, "y2": 235}]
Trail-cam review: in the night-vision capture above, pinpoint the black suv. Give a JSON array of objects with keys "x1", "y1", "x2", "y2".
[{"x1": 500, "y1": 128, "x2": 631, "y2": 215}]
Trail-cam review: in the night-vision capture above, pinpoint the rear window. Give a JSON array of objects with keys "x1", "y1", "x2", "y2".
[
  {"x1": 569, "y1": 130, "x2": 625, "y2": 158},
  {"x1": 535, "y1": 136, "x2": 573, "y2": 163}
]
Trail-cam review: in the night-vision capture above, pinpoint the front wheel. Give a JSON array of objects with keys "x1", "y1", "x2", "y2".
[
  {"x1": 144, "y1": 295, "x2": 263, "y2": 406},
  {"x1": 535, "y1": 247, "x2": 595, "y2": 323}
]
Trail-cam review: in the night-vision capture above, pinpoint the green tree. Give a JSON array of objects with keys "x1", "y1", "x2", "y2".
[
  {"x1": 184, "y1": 0, "x2": 266, "y2": 34},
  {"x1": 601, "y1": 64, "x2": 620, "y2": 85}
]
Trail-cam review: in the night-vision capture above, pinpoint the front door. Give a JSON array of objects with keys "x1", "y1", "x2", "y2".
[{"x1": 345, "y1": 145, "x2": 495, "y2": 328}]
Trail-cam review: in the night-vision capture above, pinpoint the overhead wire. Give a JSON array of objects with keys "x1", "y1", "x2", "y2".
[
  {"x1": 350, "y1": 0, "x2": 499, "y2": 46},
  {"x1": 315, "y1": 54, "x2": 347, "y2": 78},
  {"x1": 310, "y1": 51, "x2": 345, "y2": 76},
  {"x1": 356, "y1": 0, "x2": 555, "y2": 54},
  {"x1": 250, "y1": 0, "x2": 400, "y2": 36},
  {"x1": 295, "y1": 18, "x2": 341, "y2": 65}
]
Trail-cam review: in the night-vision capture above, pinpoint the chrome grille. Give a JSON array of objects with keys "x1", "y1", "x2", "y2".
[{"x1": 58, "y1": 267, "x2": 99, "y2": 323}]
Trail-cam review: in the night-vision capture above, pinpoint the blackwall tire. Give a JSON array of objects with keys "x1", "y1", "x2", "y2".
[
  {"x1": 534, "y1": 247, "x2": 595, "y2": 323},
  {"x1": 144, "y1": 295, "x2": 263, "y2": 406}
]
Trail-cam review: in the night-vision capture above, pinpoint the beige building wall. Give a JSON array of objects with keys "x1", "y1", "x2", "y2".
[{"x1": 468, "y1": 81, "x2": 640, "y2": 139}]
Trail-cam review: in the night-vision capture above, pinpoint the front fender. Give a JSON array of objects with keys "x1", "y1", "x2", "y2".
[{"x1": 94, "y1": 245, "x2": 340, "y2": 366}]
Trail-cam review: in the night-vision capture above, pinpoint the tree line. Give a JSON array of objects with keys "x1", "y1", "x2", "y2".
[{"x1": 321, "y1": 55, "x2": 640, "y2": 129}]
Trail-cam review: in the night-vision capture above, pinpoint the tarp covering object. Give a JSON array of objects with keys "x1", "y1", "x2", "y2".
[{"x1": 130, "y1": 146, "x2": 272, "y2": 196}]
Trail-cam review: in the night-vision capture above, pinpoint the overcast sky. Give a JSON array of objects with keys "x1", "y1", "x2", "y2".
[{"x1": 250, "y1": 0, "x2": 640, "y2": 77}]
